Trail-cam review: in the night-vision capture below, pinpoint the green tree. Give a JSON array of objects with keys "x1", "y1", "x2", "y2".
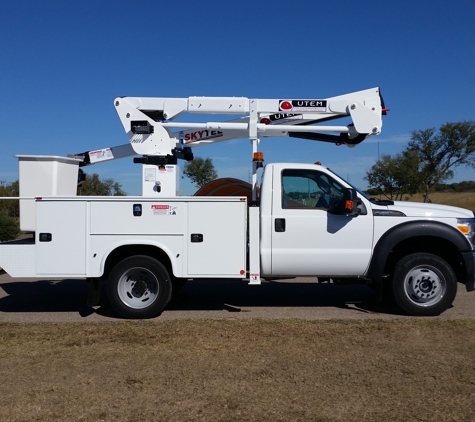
[
  {"x1": 408, "y1": 121, "x2": 475, "y2": 202},
  {"x1": 0, "y1": 180, "x2": 19, "y2": 218},
  {"x1": 364, "y1": 150, "x2": 421, "y2": 200},
  {"x1": 0, "y1": 212, "x2": 20, "y2": 242},
  {"x1": 77, "y1": 173, "x2": 126, "y2": 196},
  {"x1": 182, "y1": 157, "x2": 218, "y2": 188}
]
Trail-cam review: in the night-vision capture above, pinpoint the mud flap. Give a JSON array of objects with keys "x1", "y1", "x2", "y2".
[{"x1": 87, "y1": 278, "x2": 101, "y2": 307}]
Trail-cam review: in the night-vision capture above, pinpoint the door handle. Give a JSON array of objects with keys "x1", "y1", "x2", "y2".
[{"x1": 275, "y1": 218, "x2": 286, "y2": 232}]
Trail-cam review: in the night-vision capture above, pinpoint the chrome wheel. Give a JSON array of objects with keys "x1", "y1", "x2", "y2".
[
  {"x1": 403, "y1": 265, "x2": 446, "y2": 307},
  {"x1": 117, "y1": 267, "x2": 159, "y2": 309}
]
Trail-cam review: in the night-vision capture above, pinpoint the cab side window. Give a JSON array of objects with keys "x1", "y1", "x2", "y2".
[{"x1": 281, "y1": 169, "x2": 344, "y2": 211}]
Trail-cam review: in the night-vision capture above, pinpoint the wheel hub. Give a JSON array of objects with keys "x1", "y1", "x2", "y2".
[
  {"x1": 416, "y1": 276, "x2": 435, "y2": 295},
  {"x1": 404, "y1": 266, "x2": 445, "y2": 306},
  {"x1": 131, "y1": 279, "x2": 148, "y2": 297}
]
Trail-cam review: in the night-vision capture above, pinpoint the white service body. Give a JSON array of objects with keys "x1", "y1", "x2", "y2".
[{"x1": 0, "y1": 196, "x2": 246, "y2": 279}]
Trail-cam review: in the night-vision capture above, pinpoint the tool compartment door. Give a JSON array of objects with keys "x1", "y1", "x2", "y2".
[
  {"x1": 187, "y1": 200, "x2": 246, "y2": 276},
  {"x1": 36, "y1": 200, "x2": 87, "y2": 275}
]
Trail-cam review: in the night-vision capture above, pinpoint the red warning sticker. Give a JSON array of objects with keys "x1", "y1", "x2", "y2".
[{"x1": 151, "y1": 204, "x2": 177, "y2": 215}]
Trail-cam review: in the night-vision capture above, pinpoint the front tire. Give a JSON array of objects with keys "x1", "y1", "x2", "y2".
[
  {"x1": 392, "y1": 253, "x2": 457, "y2": 316},
  {"x1": 107, "y1": 255, "x2": 172, "y2": 319}
]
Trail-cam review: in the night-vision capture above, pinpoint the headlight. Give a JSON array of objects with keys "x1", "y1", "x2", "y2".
[{"x1": 457, "y1": 218, "x2": 475, "y2": 249}]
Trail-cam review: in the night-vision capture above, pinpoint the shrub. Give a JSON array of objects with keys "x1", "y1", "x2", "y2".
[{"x1": 0, "y1": 212, "x2": 20, "y2": 242}]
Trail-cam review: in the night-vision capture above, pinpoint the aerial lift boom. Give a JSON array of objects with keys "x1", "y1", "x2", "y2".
[
  {"x1": 71, "y1": 87, "x2": 385, "y2": 201},
  {"x1": 73, "y1": 88, "x2": 385, "y2": 165}
]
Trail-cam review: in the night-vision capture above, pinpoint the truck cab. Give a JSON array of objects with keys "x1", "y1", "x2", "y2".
[
  {"x1": 259, "y1": 162, "x2": 475, "y2": 316},
  {"x1": 260, "y1": 163, "x2": 373, "y2": 277}
]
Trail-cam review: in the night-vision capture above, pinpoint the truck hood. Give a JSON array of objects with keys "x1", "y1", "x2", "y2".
[{"x1": 385, "y1": 201, "x2": 474, "y2": 219}]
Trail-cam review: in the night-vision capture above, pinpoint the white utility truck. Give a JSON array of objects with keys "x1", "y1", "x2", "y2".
[{"x1": 0, "y1": 88, "x2": 473, "y2": 318}]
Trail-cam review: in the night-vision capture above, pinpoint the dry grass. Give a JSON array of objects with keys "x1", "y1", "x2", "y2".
[
  {"x1": 1, "y1": 319, "x2": 474, "y2": 422},
  {"x1": 405, "y1": 191, "x2": 475, "y2": 210}
]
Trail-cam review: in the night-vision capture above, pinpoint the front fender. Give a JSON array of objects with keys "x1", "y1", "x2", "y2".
[{"x1": 366, "y1": 220, "x2": 473, "y2": 286}]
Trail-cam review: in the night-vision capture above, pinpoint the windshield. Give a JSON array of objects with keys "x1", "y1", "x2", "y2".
[
  {"x1": 326, "y1": 168, "x2": 395, "y2": 205},
  {"x1": 326, "y1": 168, "x2": 371, "y2": 200}
]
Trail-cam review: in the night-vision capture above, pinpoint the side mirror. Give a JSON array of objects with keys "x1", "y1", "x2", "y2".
[{"x1": 333, "y1": 188, "x2": 359, "y2": 215}]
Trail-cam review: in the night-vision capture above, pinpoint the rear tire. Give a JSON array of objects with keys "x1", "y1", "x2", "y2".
[
  {"x1": 392, "y1": 253, "x2": 457, "y2": 316},
  {"x1": 107, "y1": 255, "x2": 172, "y2": 319}
]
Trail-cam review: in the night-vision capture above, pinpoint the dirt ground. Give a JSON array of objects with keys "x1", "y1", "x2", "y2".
[{"x1": 1, "y1": 319, "x2": 474, "y2": 422}]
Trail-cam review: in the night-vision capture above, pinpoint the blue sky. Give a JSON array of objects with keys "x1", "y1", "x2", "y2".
[{"x1": 1, "y1": 0, "x2": 474, "y2": 195}]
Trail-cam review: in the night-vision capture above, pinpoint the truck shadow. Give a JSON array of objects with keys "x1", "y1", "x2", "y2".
[
  {"x1": 165, "y1": 279, "x2": 405, "y2": 316},
  {"x1": 0, "y1": 278, "x2": 93, "y2": 315},
  {"x1": 0, "y1": 276, "x2": 405, "y2": 318}
]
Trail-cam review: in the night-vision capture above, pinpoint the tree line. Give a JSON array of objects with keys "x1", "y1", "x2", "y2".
[
  {"x1": 0, "y1": 180, "x2": 20, "y2": 241},
  {"x1": 366, "y1": 180, "x2": 475, "y2": 197},
  {"x1": 365, "y1": 121, "x2": 475, "y2": 202}
]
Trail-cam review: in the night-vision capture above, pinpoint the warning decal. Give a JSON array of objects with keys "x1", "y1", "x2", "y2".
[
  {"x1": 89, "y1": 148, "x2": 114, "y2": 163},
  {"x1": 144, "y1": 167, "x2": 156, "y2": 182},
  {"x1": 151, "y1": 204, "x2": 177, "y2": 216}
]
